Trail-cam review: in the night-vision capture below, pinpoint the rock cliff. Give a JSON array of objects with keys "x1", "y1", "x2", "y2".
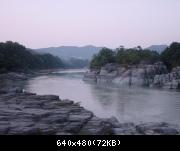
[
  {"x1": 84, "y1": 62, "x2": 180, "y2": 89},
  {"x1": 154, "y1": 66, "x2": 180, "y2": 89}
]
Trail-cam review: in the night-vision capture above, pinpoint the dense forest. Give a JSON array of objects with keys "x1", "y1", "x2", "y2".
[
  {"x1": 161, "y1": 42, "x2": 180, "y2": 71},
  {"x1": 0, "y1": 41, "x2": 64, "y2": 73},
  {"x1": 90, "y1": 47, "x2": 160, "y2": 69},
  {"x1": 90, "y1": 42, "x2": 180, "y2": 71}
]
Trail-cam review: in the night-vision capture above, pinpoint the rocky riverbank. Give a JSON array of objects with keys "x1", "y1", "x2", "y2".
[
  {"x1": 83, "y1": 62, "x2": 180, "y2": 89},
  {"x1": 0, "y1": 72, "x2": 180, "y2": 135},
  {"x1": 154, "y1": 66, "x2": 180, "y2": 89}
]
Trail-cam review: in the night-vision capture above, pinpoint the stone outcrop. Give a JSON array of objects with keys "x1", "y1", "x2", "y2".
[
  {"x1": 83, "y1": 62, "x2": 169, "y2": 87},
  {"x1": 0, "y1": 91, "x2": 110, "y2": 135},
  {"x1": 153, "y1": 66, "x2": 180, "y2": 89},
  {"x1": 0, "y1": 72, "x2": 31, "y2": 94},
  {"x1": 83, "y1": 70, "x2": 99, "y2": 82},
  {"x1": 84, "y1": 63, "x2": 180, "y2": 89}
]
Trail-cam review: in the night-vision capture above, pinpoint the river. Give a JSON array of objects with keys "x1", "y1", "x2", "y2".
[{"x1": 25, "y1": 69, "x2": 180, "y2": 125}]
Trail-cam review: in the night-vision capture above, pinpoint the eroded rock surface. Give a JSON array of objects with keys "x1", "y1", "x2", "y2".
[
  {"x1": 153, "y1": 66, "x2": 180, "y2": 89},
  {"x1": 84, "y1": 62, "x2": 180, "y2": 89}
]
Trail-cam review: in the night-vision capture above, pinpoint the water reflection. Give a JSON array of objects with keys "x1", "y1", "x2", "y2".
[{"x1": 25, "y1": 69, "x2": 180, "y2": 125}]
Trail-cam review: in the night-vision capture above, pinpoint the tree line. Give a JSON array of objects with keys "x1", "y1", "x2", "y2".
[
  {"x1": 90, "y1": 42, "x2": 180, "y2": 71},
  {"x1": 161, "y1": 42, "x2": 180, "y2": 71},
  {"x1": 0, "y1": 41, "x2": 64, "y2": 73}
]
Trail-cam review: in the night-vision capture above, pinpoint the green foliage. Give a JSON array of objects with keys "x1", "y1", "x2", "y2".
[
  {"x1": 90, "y1": 48, "x2": 115, "y2": 69},
  {"x1": 161, "y1": 42, "x2": 180, "y2": 71},
  {"x1": 90, "y1": 46, "x2": 160, "y2": 69},
  {"x1": 0, "y1": 41, "x2": 64, "y2": 72},
  {"x1": 116, "y1": 48, "x2": 159, "y2": 65}
]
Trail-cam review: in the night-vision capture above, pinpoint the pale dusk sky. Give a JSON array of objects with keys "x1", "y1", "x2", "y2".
[{"x1": 0, "y1": 0, "x2": 180, "y2": 48}]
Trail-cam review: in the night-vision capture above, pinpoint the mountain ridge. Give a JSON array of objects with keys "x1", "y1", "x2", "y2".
[
  {"x1": 146, "y1": 45, "x2": 168, "y2": 53},
  {"x1": 35, "y1": 45, "x2": 102, "y2": 60}
]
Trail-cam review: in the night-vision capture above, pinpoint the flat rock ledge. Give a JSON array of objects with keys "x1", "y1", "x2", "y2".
[{"x1": 0, "y1": 91, "x2": 180, "y2": 135}]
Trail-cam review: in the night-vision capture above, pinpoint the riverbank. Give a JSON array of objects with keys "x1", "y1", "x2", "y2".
[
  {"x1": 0, "y1": 72, "x2": 180, "y2": 135},
  {"x1": 84, "y1": 62, "x2": 180, "y2": 89}
]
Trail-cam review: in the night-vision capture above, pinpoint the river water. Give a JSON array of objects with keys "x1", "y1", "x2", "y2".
[{"x1": 25, "y1": 69, "x2": 180, "y2": 125}]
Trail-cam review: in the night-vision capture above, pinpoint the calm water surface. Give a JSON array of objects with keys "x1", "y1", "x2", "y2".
[{"x1": 25, "y1": 69, "x2": 180, "y2": 125}]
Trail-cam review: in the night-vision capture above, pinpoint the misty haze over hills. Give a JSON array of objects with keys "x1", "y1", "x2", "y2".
[
  {"x1": 35, "y1": 45, "x2": 102, "y2": 60},
  {"x1": 146, "y1": 45, "x2": 168, "y2": 53}
]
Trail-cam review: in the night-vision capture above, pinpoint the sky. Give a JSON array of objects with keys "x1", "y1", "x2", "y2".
[{"x1": 0, "y1": 0, "x2": 180, "y2": 48}]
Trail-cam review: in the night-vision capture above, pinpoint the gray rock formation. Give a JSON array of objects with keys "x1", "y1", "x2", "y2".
[
  {"x1": 84, "y1": 63, "x2": 180, "y2": 89},
  {"x1": 83, "y1": 70, "x2": 99, "y2": 82},
  {"x1": 154, "y1": 66, "x2": 180, "y2": 89},
  {"x1": 0, "y1": 72, "x2": 29, "y2": 94},
  {"x1": 83, "y1": 62, "x2": 169, "y2": 87},
  {"x1": 0, "y1": 91, "x2": 112, "y2": 135}
]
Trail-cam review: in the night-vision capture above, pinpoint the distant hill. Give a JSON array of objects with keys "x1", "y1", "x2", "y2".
[
  {"x1": 34, "y1": 45, "x2": 102, "y2": 60},
  {"x1": 146, "y1": 45, "x2": 168, "y2": 53},
  {"x1": 62, "y1": 57, "x2": 89, "y2": 69}
]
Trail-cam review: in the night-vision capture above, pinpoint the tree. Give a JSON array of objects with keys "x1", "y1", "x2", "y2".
[
  {"x1": 90, "y1": 48, "x2": 115, "y2": 69},
  {"x1": 90, "y1": 46, "x2": 160, "y2": 69},
  {"x1": 0, "y1": 41, "x2": 64, "y2": 73},
  {"x1": 161, "y1": 42, "x2": 180, "y2": 71}
]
